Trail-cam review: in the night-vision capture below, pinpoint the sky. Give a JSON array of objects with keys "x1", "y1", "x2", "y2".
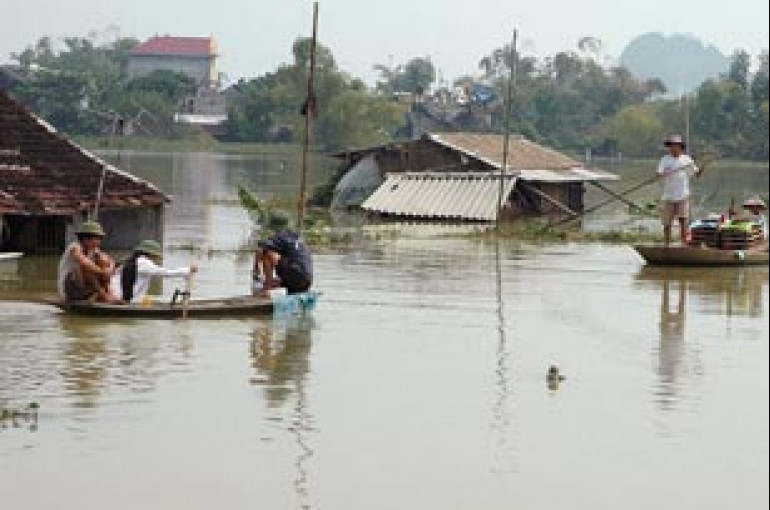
[{"x1": 2, "y1": 0, "x2": 768, "y2": 85}]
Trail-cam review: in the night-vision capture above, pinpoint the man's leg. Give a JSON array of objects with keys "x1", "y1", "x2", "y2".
[
  {"x1": 678, "y1": 217, "x2": 689, "y2": 245},
  {"x1": 662, "y1": 202, "x2": 673, "y2": 247},
  {"x1": 88, "y1": 255, "x2": 119, "y2": 303},
  {"x1": 260, "y1": 251, "x2": 282, "y2": 291}
]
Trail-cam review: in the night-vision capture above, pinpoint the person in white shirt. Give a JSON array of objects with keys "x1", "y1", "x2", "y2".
[
  {"x1": 111, "y1": 240, "x2": 197, "y2": 303},
  {"x1": 657, "y1": 134, "x2": 702, "y2": 246}
]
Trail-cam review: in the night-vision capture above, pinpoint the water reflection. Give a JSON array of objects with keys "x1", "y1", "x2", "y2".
[
  {"x1": 57, "y1": 316, "x2": 195, "y2": 411},
  {"x1": 636, "y1": 267, "x2": 768, "y2": 416},
  {"x1": 655, "y1": 277, "x2": 692, "y2": 411},
  {"x1": 250, "y1": 315, "x2": 315, "y2": 509},
  {"x1": 491, "y1": 239, "x2": 515, "y2": 475},
  {"x1": 637, "y1": 267, "x2": 768, "y2": 318}
]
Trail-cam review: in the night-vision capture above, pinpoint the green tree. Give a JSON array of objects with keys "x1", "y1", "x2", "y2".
[
  {"x1": 375, "y1": 57, "x2": 436, "y2": 94},
  {"x1": 598, "y1": 104, "x2": 664, "y2": 157},
  {"x1": 727, "y1": 49, "x2": 751, "y2": 89}
]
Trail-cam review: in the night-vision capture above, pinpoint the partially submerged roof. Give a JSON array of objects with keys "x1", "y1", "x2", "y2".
[
  {"x1": 0, "y1": 91, "x2": 168, "y2": 215},
  {"x1": 331, "y1": 132, "x2": 617, "y2": 183},
  {"x1": 362, "y1": 172, "x2": 518, "y2": 222},
  {"x1": 130, "y1": 36, "x2": 217, "y2": 57}
]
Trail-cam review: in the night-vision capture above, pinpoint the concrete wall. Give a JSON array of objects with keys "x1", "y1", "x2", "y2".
[{"x1": 127, "y1": 55, "x2": 214, "y2": 86}]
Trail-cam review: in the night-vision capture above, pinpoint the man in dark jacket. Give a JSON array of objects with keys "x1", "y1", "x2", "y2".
[{"x1": 253, "y1": 231, "x2": 313, "y2": 295}]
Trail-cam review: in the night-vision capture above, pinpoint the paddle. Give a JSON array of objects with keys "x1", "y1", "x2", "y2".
[{"x1": 182, "y1": 270, "x2": 193, "y2": 319}]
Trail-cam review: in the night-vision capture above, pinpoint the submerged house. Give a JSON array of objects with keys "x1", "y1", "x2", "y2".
[
  {"x1": 0, "y1": 91, "x2": 168, "y2": 254},
  {"x1": 330, "y1": 132, "x2": 618, "y2": 222}
]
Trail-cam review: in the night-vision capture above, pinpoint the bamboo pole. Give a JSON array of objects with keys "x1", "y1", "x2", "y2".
[
  {"x1": 297, "y1": 2, "x2": 319, "y2": 232},
  {"x1": 92, "y1": 164, "x2": 108, "y2": 220},
  {"x1": 497, "y1": 29, "x2": 518, "y2": 228}
]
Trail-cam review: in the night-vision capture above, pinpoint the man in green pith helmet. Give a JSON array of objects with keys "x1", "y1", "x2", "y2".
[
  {"x1": 111, "y1": 240, "x2": 197, "y2": 303},
  {"x1": 57, "y1": 221, "x2": 120, "y2": 302}
]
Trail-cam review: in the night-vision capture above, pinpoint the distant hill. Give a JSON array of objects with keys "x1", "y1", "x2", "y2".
[{"x1": 620, "y1": 33, "x2": 730, "y2": 95}]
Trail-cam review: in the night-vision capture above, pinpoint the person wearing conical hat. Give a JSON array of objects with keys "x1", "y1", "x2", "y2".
[
  {"x1": 57, "y1": 220, "x2": 120, "y2": 302},
  {"x1": 657, "y1": 135, "x2": 703, "y2": 246},
  {"x1": 111, "y1": 240, "x2": 197, "y2": 303},
  {"x1": 741, "y1": 196, "x2": 768, "y2": 240}
]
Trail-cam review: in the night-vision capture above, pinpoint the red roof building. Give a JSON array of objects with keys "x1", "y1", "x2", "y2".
[
  {"x1": 127, "y1": 36, "x2": 219, "y2": 88},
  {"x1": 130, "y1": 36, "x2": 216, "y2": 57}
]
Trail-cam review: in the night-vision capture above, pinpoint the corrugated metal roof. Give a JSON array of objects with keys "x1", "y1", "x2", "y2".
[
  {"x1": 0, "y1": 91, "x2": 169, "y2": 215},
  {"x1": 330, "y1": 132, "x2": 618, "y2": 183},
  {"x1": 427, "y1": 132, "x2": 579, "y2": 171},
  {"x1": 519, "y1": 168, "x2": 618, "y2": 182},
  {"x1": 362, "y1": 172, "x2": 517, "y2": 221}
]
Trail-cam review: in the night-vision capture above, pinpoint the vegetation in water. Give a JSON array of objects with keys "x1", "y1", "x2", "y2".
[{"x1": 455, "y1": 219, "x2": 665, "y2": 244}]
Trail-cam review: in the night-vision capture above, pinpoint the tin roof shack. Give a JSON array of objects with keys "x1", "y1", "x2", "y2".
[
  {"x1": 330, "y1": 132, "x2": 618, "y2": 222},
  {"x1": 0, "y1": 91, "x2": 168, "y2": 254}
]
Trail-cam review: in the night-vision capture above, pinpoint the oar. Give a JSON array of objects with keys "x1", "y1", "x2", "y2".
[
  {"x1": 550, "y1": 175, "x2": 659, "y2": 228},
  {"x1": 551, "y1": 154, "x2": 719, "y2": 229},
  {"x1": 182, "y1": 269, "x2": 193, "y2": 319}
]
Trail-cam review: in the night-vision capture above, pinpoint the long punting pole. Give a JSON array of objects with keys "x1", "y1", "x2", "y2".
[
  {"x1": 297, "y1": 2, "x2": 319, "y2": 232},
  {"x1": 497, "y1": 29, "x2": 518, "y2": 228},
  {"x1": 93, "y1": 164, "x2": 108, "y2": 220}
]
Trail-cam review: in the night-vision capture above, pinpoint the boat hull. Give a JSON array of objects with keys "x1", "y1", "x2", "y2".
[
  {"x1": 47, "y1": 292, "x2": 319, "y2": 319},
  {"x1": 634, "y1": 245, "x2": 769, "y2": 267}
]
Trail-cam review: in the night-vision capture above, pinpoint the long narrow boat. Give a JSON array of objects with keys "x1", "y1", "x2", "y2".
[
  {"x1": 0, "y1": 252, "x2": 23, "y2": 262},
  {"x1": 634, "y1": 245, "x2": 769, "y2": 267},
  {"x1": 47, "y1": 292, "x2": 320, "y2": 319}
]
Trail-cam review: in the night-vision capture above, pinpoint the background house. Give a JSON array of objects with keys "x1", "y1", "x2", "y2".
[
  {"x1": 128, "y1": 36, "x2": 227, "y2": 134},
  {"x1": 0, "y1": 91, "x2": 168, "y2": 254},
  {"x1": 127, "y1": 36, "x2": 219, "y2": 88},
  {"x1": 330, "y1": 132, "x2": 618, "y2": 222}
]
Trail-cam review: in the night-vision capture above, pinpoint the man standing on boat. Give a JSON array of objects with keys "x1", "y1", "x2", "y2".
[
  {"x1": 657, "y1": 135, "x2": 702, "y2": 246},
  {"x1": 253, "y1": 231, "x2": 313, "y2": 296}
]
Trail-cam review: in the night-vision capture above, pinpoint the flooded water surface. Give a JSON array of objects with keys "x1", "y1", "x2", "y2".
[{"x1": 1, "y1": 153, "x2": 768, "y2": 510}]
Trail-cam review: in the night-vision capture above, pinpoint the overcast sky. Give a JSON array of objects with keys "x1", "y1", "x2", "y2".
[{"x1": 2, "y1": 0, "x2": 768, "y2": 84}]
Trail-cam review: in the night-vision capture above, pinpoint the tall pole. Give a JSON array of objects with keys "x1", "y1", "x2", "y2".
[
  {"x1": 684, "y1": 94, "x2": 691, "y2": 153},
  {"x1": 497, "y1": 29, "x2": 518, "y2": 228},
  {"x1": 297, "y1": 2, "x2": 319, "y2": 232}
]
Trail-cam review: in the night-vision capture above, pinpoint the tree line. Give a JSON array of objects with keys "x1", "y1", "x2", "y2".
[{"x1": 4, "y1": 32, "x2": 768, "y2": 160}]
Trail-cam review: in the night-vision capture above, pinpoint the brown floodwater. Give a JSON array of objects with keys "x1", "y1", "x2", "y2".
[{"x1": 1, "y1": 153, "x2": 768, "y2": 510}]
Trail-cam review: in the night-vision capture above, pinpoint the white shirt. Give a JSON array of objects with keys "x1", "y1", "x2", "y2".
[
  {"x1": 111, "y1": 255, "x2": 191, "y2": 302},
  {"x1": 657, "y1": 154, "x2": 698, "y2": 202}
]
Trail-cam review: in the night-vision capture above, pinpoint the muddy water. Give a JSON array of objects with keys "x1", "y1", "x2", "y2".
[{"x1": 1, "y1": 153, "x2": 768, "y2": 510}]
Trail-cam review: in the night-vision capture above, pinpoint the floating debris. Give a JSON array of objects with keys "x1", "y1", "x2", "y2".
[{"x1": 546, "y1": 366, "x2": 566, "y2": 391}]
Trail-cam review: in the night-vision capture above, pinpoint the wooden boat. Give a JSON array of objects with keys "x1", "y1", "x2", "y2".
[
  {"x1": 0, "y1": 252, "x2": 23, "y2": 262},
  {"x1": 634, "y1": 244, "x2": 769, "y2": 267},
  {"x1": 47, "y1": 292, "x2": 320, "y2": 319}
]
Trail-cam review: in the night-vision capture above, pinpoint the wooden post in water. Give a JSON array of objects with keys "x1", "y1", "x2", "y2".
[
  {"x1": 297, "y1": 2, "x2": 319, "y2": 232},
  {"x1": 497, "y1": 29, "x2": 518, "y2": 228}
]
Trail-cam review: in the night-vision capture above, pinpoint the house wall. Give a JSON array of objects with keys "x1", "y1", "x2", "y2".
[
  {"x1": 66, "y1": 206, "x2": 164, "y2": 252},
  {"x1": 507, "y1": 182, "x2": 585, "y2": 219},
  {"x1": 1, "y1": 214, "x2": 66, "y2": 253},
  {"x1": 127, "y1": 55, "x2": 215, "y2": 86}
]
